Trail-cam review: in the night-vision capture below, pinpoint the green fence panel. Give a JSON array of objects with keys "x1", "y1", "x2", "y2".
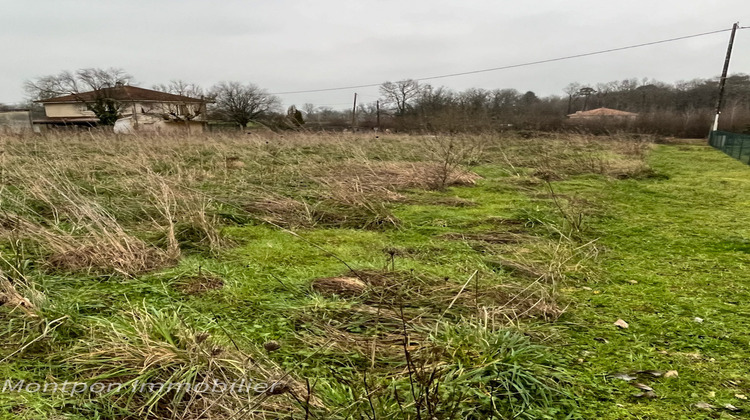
[{"x1": 710, "y1": 131, "x2": 750, "y2": 164}]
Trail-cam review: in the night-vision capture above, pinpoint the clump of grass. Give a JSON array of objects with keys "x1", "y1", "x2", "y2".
[
  {"x1": 145, "y1": 178, "x2": 229, "y2": 255},
  {"x1": 421, "y1": 322, "x2": 572, "y2": 418},
  {"x1": 320, "y1": 322, "x2": 571, "y2": 419},
  {"x1": 0, "y1": 170, "x2": 177, "y2": 276},
  {"x1": 45, "y1": 239, "x2": 173, "y2": 276},
  {"x1": 243, "y1": 194, "x2": 316, "y2": 228},
  {"x1": 66, "y1": 306, "x2": 309, "y2": 419}
]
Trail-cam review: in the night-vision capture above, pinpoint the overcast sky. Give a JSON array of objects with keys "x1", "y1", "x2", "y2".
[{"x1": 1, "y1": 0, "x2": 748, "y2": 110}]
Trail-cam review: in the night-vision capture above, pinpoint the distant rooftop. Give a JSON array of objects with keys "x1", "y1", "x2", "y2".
[
  {"x1": 36, "y1": 86, "x2": 208, "y2": 104},
  {"x1": 568, "y1": 107, "x2": 638, "y2": 118}
]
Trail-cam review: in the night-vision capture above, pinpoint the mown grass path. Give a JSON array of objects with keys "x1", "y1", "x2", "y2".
[{"x1": 559, "y1": 144, "x2": 750, "y2": 418}]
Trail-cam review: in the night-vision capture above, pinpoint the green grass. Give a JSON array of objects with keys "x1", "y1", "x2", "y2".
[{"x1": 550, "y1": 144, "x2": 750, "y2": 418}]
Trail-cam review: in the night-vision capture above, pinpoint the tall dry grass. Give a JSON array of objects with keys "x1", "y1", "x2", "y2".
[{"x1": 0, "y1": 129, "x2": 648, "y2": 276}]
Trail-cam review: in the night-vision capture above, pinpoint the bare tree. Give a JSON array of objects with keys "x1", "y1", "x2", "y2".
[
  {"x1": 302, "y1": 103, "x2": 316, "y2": 116},
  {"x1": 23, "y1": 67, "x2": 134, "y2": 125},
  {"x1": 380, "y1": 79, "x2": 422, "y2": 116},
  {"x1": 152, "y1": 80, "x2": 205, "y2": 98},
  {"x1": 563, "y1": 83, "x2": 581, "y2": 115},
  {"x1": 576, "y1": 87, "x2": 597, "y2": 111},
  {"x1": 24, "y1": 67, "x2": 132, "y2": 100},
  {"x1": 209, "y1": 81, "x2": 280, "y2": 127}
]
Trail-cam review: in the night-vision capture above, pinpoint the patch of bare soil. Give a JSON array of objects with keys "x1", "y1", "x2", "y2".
[
  {"x1": 175, "y1": 274, "x2": 224, "y2": 295},
  {"x1": 225, "y1": 156, "x2": 245, "y2": 169},
  {"x1": 311, "y1": 276, "x2": 367, "y2": 297}
]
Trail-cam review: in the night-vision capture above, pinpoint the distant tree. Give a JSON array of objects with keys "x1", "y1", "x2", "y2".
[
  {"x1": 635, "y1": 84, "x2": 659, "y2": 112},
  {"x1": 209, "y1": 81, "x2": 280, "y2": 127},
  {"x1": 24, "y1": 68, "x2": 132, "y2": 100},
  {"x1": 576, "y1": 87, "x2": 596, "y2": 111},
  {"x1": 487, "y1": 89, "x2": 520, "y2": 118},
  {"x1": 380, "y1": 79, "x2": 422, "y2": 116},
  {"x1": 519, "y1": 91, "x2": 540, "y2": 107},
  {"x1": 417, "y1": 85, "x2": 455, "y2": 112},
  {"x1": 152, "y1": 80, "x2": 204, "y2": 98},
  {"x1": 315, "y1": 107, "x2": 349, "y2": 125},
  {"x1": 302, "y1": 103, "x2": 316, "y2": 116},
  {"x1": 23, "y1": 67, "x2": 134, "y2": 125},
  {"x1": 563, "y1": 83, "x2": 581, "y2": 114},
  {"x1": 459, "y1": 88, "x2": 490, "y2": 113},
  {"x1": 286, "y1": 105, "x2": 304, "y2": 126}
]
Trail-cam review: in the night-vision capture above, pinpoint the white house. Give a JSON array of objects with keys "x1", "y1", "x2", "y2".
[{"x1": 34, "y1": 85, "x2": 211, "y2": 133}]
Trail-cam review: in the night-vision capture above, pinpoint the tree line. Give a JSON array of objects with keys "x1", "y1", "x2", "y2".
[
  {"x1": 365, "y1": 76, "x2": 750, "y2": 137},
  {"x1": 18, "y1": 67, "x2": 750, "y2": 137}
]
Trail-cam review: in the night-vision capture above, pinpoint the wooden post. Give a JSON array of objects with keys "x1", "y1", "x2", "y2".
[
  {"x1": 132, "y1": 102, "x2": 137, "y2": 129},
  {"x1": 376, "y1": 100, "x2": 380, "y2": 129},
  {"x1": 351, "y1": 93, "x2": 358, "y2": 128}
]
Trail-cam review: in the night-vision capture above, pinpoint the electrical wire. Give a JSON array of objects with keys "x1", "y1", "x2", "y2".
[{"x1": 270, "y1": 27, "x2": 743, "y2": 95}]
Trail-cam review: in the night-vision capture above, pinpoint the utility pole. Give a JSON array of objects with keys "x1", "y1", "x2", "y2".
[
  {"x1": 351, "y1": 93, "x2": 358, "y2": 129},
  {"x1": 376, "y1": 100, "x2": 380, "y2": 129},
  {"x1": 712, "y1": 22, "x2": 739, "y2": 132}
]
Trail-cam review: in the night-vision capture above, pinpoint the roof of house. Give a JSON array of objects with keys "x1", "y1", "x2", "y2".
[
  {"x1": 567, "y1": 107, "x2": 638, "y2": 118},
  {"x1": 36, "y1": 86, "x2": 208, "y2": 104}
]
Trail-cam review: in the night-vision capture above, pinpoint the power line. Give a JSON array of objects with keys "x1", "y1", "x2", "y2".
[{"x1": 270, "y1": 27, "x2": 744, "y2": 95}]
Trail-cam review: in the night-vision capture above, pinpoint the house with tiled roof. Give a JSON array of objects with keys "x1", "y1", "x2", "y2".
[
  {"x1": 567, "y1": 107, "x2": 638, "y2": 121},
  {"x1": 34, "y1": 85, "x2": 211, "y2": 133}
]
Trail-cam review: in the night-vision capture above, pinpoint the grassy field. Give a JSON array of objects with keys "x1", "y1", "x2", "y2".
[{"x1": 0, "y1": 131, "x2": 747, "y2": 419}]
